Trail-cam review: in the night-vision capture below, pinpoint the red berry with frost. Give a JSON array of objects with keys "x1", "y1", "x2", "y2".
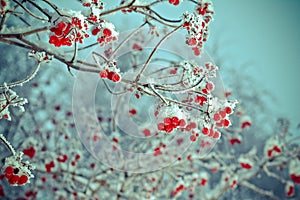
[
  {"x1": 205, "y1": 82, "x2": 214, "y2": 91},
  {"x1": 179, "y1": 119, "x2": 186, "y2": 127},
  {"x1": 92, "y1": 27, "x2": 100, "y2": 35},
  {"x1": 100, "y1": 70, "x2": 108, "y2": 78},
  {"x1": 164, "y1": 117, "x2": 172, "y2": 125},
  {"x1": 190, "y1": 135, "x2": 197, "y2": 142},
  {"x1": 5, "y1": 166, "x2": 14, "y2": 176},
  {"x1": 158, "y1": 123, "x2": 165, "y2": 131},
  {"x1": 103, "y1": 28, "x2": 112, "y2": 37},
  {"x1": 9, "y1": 175, "x2": 19, "y2": 185},
  {"x1": 171, "y1": 117, "x2": 179, "y2": 126},
  {"x1": 18, "y1": 175, "x2": 28, "y2": 185},
  {"x1": 223, "y1": 119, "x2": 230, "y2": 127},
  {"x1": 225, "y1": 107, "x2": 232, "y2": 114},
  {"x1": 112, "y1": 73, "x2": 121, "y2": 82},
  {"x1": 213, "y1": 113, "x2": 221, "y2": 121},
  {"x1": 202, "y1": 127, "x2": 209, "y2": 135},
  {"x1": 213, "y1": 131, "x2": 221, "y2": 139},
  {"x1": 219, "y1": 111, "x2": 226, "y2": 118},
  {"x1": 165, "y1": 124, "x2": 173, "y2": 133}
]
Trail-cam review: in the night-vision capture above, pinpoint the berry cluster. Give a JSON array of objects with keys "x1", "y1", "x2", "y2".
[
  {"x1": 169, "y1": 0, "x2": 180, "y2": 6},
  {"x1": 0, "y1": 0, "x2": 8, "y2": 15},
  {"x1": 0, "y1": 85, "x2": 28, "y2": 121},
  {"x1": 267, "y1": 145, "x2": 281, "y2": 158},
  {"x1": 289, "y1": 159, "x2": 300, "y2": 184},
  {"x1": 195, "y1": 95, "x2": 207, "y2": 106},
  {"x1": 157, "y1": 116, "x2": 186, "y2": 133},
  {"x1": 91, "y1": 22, "x2": 118, "y2": 46},
  {"x1": 238, "y1": 156, "x2": 254, "y2": 170},
  {"x1": 28, "y1": 50, "x2": 53, "y2": 63},
  {"x1": 49, "y1": 17, "x2": 89, "y2": 47},
  {"x1": 172, "y1": 183, "x2": 187, "y2": 196},
  {"x1": 100, "y1": 69, "x2": 121, "y2": 82},
  {"x1": 120, "y1": 0, "x2": 133, "y2": 13},
  {"x1": 213, "y1": 106, "x2": 232, "y2": 128},
  {"x1": 4, "y1": 166, "x2": 29, "y2": 186},
  {"x1": 0, "y1": 112, "x2": 9, "y2": 120},
  {"x1": 82, "y1": 0, "x2": 103, "y2": 9},
  {"x1": 45, "y1": 161, "x2": 55, "y2": 173},
  {"x1": 286, "y1": 182, "x2": 295, "y2": 197},
  {"x1": 3, "y1": 152, "x2": 34, "y2": 186},
  {"x1": 196, "y1": 1, "x2": 214, "y2": 22},
  {"x1": 182, "y1": 0, "x2": 214, "y2": 56},
  {"x1": 23, "y1": 146, "x2": 36, "y2": 159},
  {"x1": 201, "y1": 127, "x2": 221, "y2": 140}
]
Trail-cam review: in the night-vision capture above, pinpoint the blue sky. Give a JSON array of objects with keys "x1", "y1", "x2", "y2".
[{"x1": 211, "y1": 0, "x2": 300, "y2": 125}]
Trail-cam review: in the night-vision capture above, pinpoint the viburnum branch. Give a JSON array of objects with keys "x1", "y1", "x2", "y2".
[
  {"x1": 0, "y1": 134, "x2": 16, "y2": 156},
  {"x1": 92, "y1": 51, "x2": 109, "y2": 63},
  {"x1": 148, "y1": 83, "x2": 169, "y2": 105},
  {"x1": 77, "y1": 60, "x2": 99, "y2": 68},
  {"x1": 111, "y1": 22, "x2": 147, "y2": 58},
  {"x1": 0, "y1": 26, "x2": 49, "y2": 38},
  {"x1": 134, "y1": 25, "x2": 182, "y2": 82},
  {"x1": 0, "y1": 62, "x2": 41, "y2": 89},
  {"x1": 41, "y1": 0, "x2": 67, "y2": 17},
  {"x1": 154, "y1": 77, "x2": 204, "y2": 93},
  {"x1": 26, "y1": 0, "x2": 52, "y2": 21},
  {"x1": 70, "y1": 34, "x2": 78, "y2": 63},
  {"x1": 135, "y1": 9, "x2": 180, "y2": 28},
  {"x1": 240, "y1": 181, "x2": 281, "y2": 200},
  {"x1": 102, "y1": 79, "x2": 128, "y2": 95},
  {"x1": 12, "y1": 0, "x2": 48, "y2": 21},
  {"x1": 100, "y1": 0, "x2": 136, "y2": 16},
  {"x1": 66, "y1": 42, "x2": 98, "y2": 53},
  {"x1": 263, "y1": 165, "x2": 287, "y2": 184},
  {"x1": 146, "y1": 7, "x2": 182, "y2": 23}
]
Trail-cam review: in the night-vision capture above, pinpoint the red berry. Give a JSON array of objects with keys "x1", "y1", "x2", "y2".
[
  {"x1": 23, "y1": 146, "x2": 36, "y2": 159},
  {"x1": 190, "y1": 135, "x2": 197, "y2": 142},
  {"x1": 92, "y1": 27, "x2": 100, "y2": 35},
  {"x1": 219, "y1": 111, "x2": 226, "y2": 118},
  {"x1": 213, "y1": 113, "x2": 221, "y2": 121},
  {"x1": 5, "y1": 166, "x2": 14, "y2": 176},
  {"x1": 103, "y1": 28, "x2": 112, "y2": 37},
  {"x1": 171, "y1": 117, "x2": 179, "y2": 126},
  {"x1": 185, "y1": 125, "x2": 192, "y2": 131},
  {"x1": 112, "y1": 73, "x2": 120, "y2": 82},
  {"x1": 18, "y1": 175, "x2": 28, "y2": 185},
  {"x1": 225, "y1": 107, "x2": 232, "y2": 114},
  {"x1": 213, "y1": 131, "x2": 221, "y2": 139},
  {"x1": 100, "y1": 70, "x2": 108, "y2": 78},
  {"x1": 208, "y1": 129, "x2": 214, "y2": 137},
  {"x1": 202, "y1": 127, "x2": 209, "y2": 135},
  {"x1": 165, "y1": 125, "x2": 173, "y2": 133},
  {"x1": 8, "y1": 175, "x2": 19, "y2": 185},
  {"x1": 179, "y1": 119, "x2": 186, "y2": 127},
  {"x1": 157, "y1": 123, "x2": 165, "y2": 131},
  {"x1": 223, "y1": 119, "x2": 230, "y2": 127},
  {"x1": 205, "y1": 82, "x2": 214, "y2": 91},
  {"x1": 189, "y1": 122, "x2": 197, "y2": 129},
  {"x1": 143, "y1": 129, "x2": 151, "y2": 137},
  {"x1": 75, "y1": 154, "x2": 80, "y2": 160},
  {"x1": 164, "y1": 117, "x2": 172, "y2": 125},
  {"x1": 107, "y1": 71, "x2": 114, "y2": 80}
]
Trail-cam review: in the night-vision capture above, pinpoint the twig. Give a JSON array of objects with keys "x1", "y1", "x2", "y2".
[
  {"x1": 134, "y1": 25, "x2": 182, "y2": 82},
  {"x1": 0, "y1": 134, "x2": 16, "y2": 156},
  {"x1": 0, "y1": 62, "x2": 41, "y2": 88},
  {"x1": 12, "y1": 0, "x2": 48, "y2": 21}
]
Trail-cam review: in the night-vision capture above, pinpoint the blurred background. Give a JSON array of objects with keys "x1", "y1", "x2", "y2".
[{"x1": 1, "y1": 0, "x2": 299, "y2": 199}]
